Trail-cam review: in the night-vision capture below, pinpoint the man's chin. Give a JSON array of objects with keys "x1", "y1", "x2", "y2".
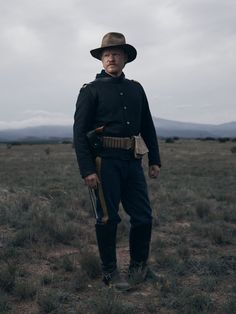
[{"x1": 106, "y1": 70, "x2": 121, "y2": 77}]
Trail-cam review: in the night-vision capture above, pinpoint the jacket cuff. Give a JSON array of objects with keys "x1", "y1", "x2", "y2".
[{"x1": 81, "y1": 168, "x2": 97, "y2": 179}]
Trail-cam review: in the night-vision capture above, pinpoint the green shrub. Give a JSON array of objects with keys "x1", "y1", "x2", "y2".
[
  {"x1": 165, "y1": 138, "x2": 175, "y2": 143},
  {"x1": 224, "y1": 208, "x2": 236, "y2": 222},
  {"x1": 206, "y1": 256, "x2": 231, "y2": 276},
  {"x1": 191, "y1": 222, "x2": 233, "y2": 245},
  {"x1": 177, "y1": 244, "x2": 190, "y2": 261},
  {"x1": 159, "y1": 276, "x2": 178, "y2": 297},
  {"x1": 0, "y1": 292, "x2": 11, "y2": 313},
  {"x1": 180, "y1": 292, "x2": 214, "y2": 313},
  {"x1": 0, "y1": 246, "x2": 19, "y2": 260},
  {"x1": 152, "y1": 236, "x2": 166, "y2": 250},
  {"x1": 208, "y1": 225, "x2": 233, "y2": 245},
  {"x1": 61, "y1": 255, "x2": 76, "y2": 272},
  {"x1": 170, "y1": 288, "x2": 214, "y2": 313},
  {"x1": 14, "y1": 279, "x2": 37, "y2": 300},
  {"x1": 218, "y1": 137, "x2": 230, "y2": 143},
  {"x1": 222, "y1": 298, "x2": 236, "y2": 314},
  {"x1": 195, "y1": 200, "x2": 210, "y2": 219},
  {"x1": 0, "y1": 265, "x2": 16, "y2": 293},
  {"x1": 156, "y1": 251, "x2": 179, "y2": 269},
  {"x1": 11, "y1": 228, "x2": 33, "y2": 247},
  {"x1": 202, "y1": 137, "x2": 216, "y2": 141},
  {"x1": 44, "y1": 147, "x2": 51, "y2": 155},
  {"x1": 231, "y1": 146, "x2": 236, "y2": 153},
  {"x1": 37, "y1": 289, "x2": 64, "y2": 313},
  {"x1": 41, "y1": 274, "x2": 54, "y2": 286},
  {"x1": 31, "y1": 210, "x2": 77, "y2": 244},
  {"x1": 70, "y1": 269, "x2": 89, "y2": 292},
  {"x1": 145, "y1": 300, "x2": 160, "y2": 313},
  {"x1": 80, "y1": 250, "x2": 101, "y2": 279},
  {"x1": 92, "y1": 289, "x2": 136, "y2": 314},
  {"x1": 199, "y1": 276, "x2": 218, "y2": 292}
]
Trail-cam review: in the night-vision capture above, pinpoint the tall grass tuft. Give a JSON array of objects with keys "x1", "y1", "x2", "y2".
[
  {"x1": 92, "y1": 288, "x2": 136, "y2": 314},
  {"x1": 80, "y1": 250, "x2": 101, "y2": 279}
]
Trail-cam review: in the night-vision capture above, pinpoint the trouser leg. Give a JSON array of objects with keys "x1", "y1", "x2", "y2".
[
  {"x1": 121, "y1": 159, "x2": 153, "y2": 281},
  {"x1": 94, "y1": 158, "x2": 131, "y2": 290},
  {"x1": 121, "y1": 159, "x2": 153, "y2": 263},
  {"x1": 129, "y1": 223, "x2": 152, "y2": 264},
  {"x1": 95, "y1": 158, "x2": 121, "y2": 275}
]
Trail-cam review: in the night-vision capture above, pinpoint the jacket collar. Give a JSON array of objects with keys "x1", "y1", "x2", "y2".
[{"x1": 95, "y1": 70, "x2": 125, "y2": 83}]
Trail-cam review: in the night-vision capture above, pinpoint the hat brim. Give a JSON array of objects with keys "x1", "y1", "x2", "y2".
[{"x1": 90, "y1": 44, "x2": 137, "y2": 63}]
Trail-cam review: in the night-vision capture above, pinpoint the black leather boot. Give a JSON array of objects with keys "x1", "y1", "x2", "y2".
[
  {"x1": 128, "y1": 223, "x2": 152, "y2": 284},
  {"x1": 95, "y1": 223, "x2": 131, "y2": 291},
  {"x1": 95, "y1": 223, "x2": 117, "y2": 274}
]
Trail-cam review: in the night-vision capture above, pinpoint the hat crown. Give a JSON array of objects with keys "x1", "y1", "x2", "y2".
[{"x1": 101, "y1": 32, "x2": 126, "y2": 48}]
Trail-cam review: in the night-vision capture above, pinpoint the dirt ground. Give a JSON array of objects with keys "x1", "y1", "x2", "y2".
[{"x1": 0, "y1": 140, "x2": 235, "y2": 313}]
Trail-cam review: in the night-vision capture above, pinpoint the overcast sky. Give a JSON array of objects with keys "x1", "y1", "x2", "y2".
[{"x1": 1, "y1": 0, "x2": 236, "y2": 129}]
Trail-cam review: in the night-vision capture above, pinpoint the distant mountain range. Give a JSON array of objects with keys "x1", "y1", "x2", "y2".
[
  {"x1": 153, "y1": 118, "x2": 236, "y2": 138},
  {"x1": 0, "y1": 118, "x2": 235, "y2": 142}
]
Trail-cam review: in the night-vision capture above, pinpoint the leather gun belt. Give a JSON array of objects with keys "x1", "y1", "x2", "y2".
[{"x1": 102, "y1": 136, "x2": 134, "y2": 150}]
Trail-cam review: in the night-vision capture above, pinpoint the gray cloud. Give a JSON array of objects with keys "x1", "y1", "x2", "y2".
[{"x1": 0, "y1": 0, "x2": 236, "y2": 126}]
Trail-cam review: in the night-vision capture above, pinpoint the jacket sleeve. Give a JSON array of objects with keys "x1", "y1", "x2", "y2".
[
  {"x1": 73, "y1": 84, "x2": 97, "y2": 178},
  {"x1": 140, "y1": 86, "x2": 161, "y2": 167}
]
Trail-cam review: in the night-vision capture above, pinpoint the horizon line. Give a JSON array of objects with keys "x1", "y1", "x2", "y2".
[{"x1": 0, "y1": 116, "x2": 235, "y2": 131}]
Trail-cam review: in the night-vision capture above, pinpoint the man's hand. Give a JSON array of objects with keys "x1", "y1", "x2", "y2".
[
  {"x1": 148, "y1": 165, "x2": 160, "y2": 179},
  {"x1": 84, "y1": 173, "x2": 100, "y2": 189}
]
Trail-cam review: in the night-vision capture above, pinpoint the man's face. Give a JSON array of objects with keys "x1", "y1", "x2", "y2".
[{"x1": 101, "y1": 48, "x2": 127, "y2": 77}]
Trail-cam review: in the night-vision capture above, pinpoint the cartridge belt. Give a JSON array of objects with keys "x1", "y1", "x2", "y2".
[{"x1": 102, "y1": 136, "x2": 134, "y2": 150}]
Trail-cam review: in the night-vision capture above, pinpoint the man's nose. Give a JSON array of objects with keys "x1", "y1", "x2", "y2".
[{"x1": 108, "y1": 54, "x2": 115, "y2": 61}]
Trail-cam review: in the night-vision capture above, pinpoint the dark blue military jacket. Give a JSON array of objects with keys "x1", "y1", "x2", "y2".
[{"x1": 73, "y1": 70, "x2": 161, "y2": 178}]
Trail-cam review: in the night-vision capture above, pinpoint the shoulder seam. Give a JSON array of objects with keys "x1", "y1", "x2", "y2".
[{"x1": 131, "y1": 79, "x2": 141, "y2": 85}]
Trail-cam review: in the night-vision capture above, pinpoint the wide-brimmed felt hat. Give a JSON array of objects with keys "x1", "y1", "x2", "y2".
[{"x1": 90, "y1": 32, "x2": 137, "y2": 63}]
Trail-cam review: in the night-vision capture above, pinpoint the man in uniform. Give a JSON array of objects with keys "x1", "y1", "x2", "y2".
[{"x1": 73, "y1": 32, "x2": 161, "y2": 291}]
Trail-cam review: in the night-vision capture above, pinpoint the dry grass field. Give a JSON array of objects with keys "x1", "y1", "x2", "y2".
[{"x1": 0, "y1": 139, "x2": 236, "y2": 313}]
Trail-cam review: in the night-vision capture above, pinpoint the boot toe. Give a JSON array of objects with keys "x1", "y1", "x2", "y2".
[{"x1": 103, "y1": 269, "x2": 131, "y2": 291}]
